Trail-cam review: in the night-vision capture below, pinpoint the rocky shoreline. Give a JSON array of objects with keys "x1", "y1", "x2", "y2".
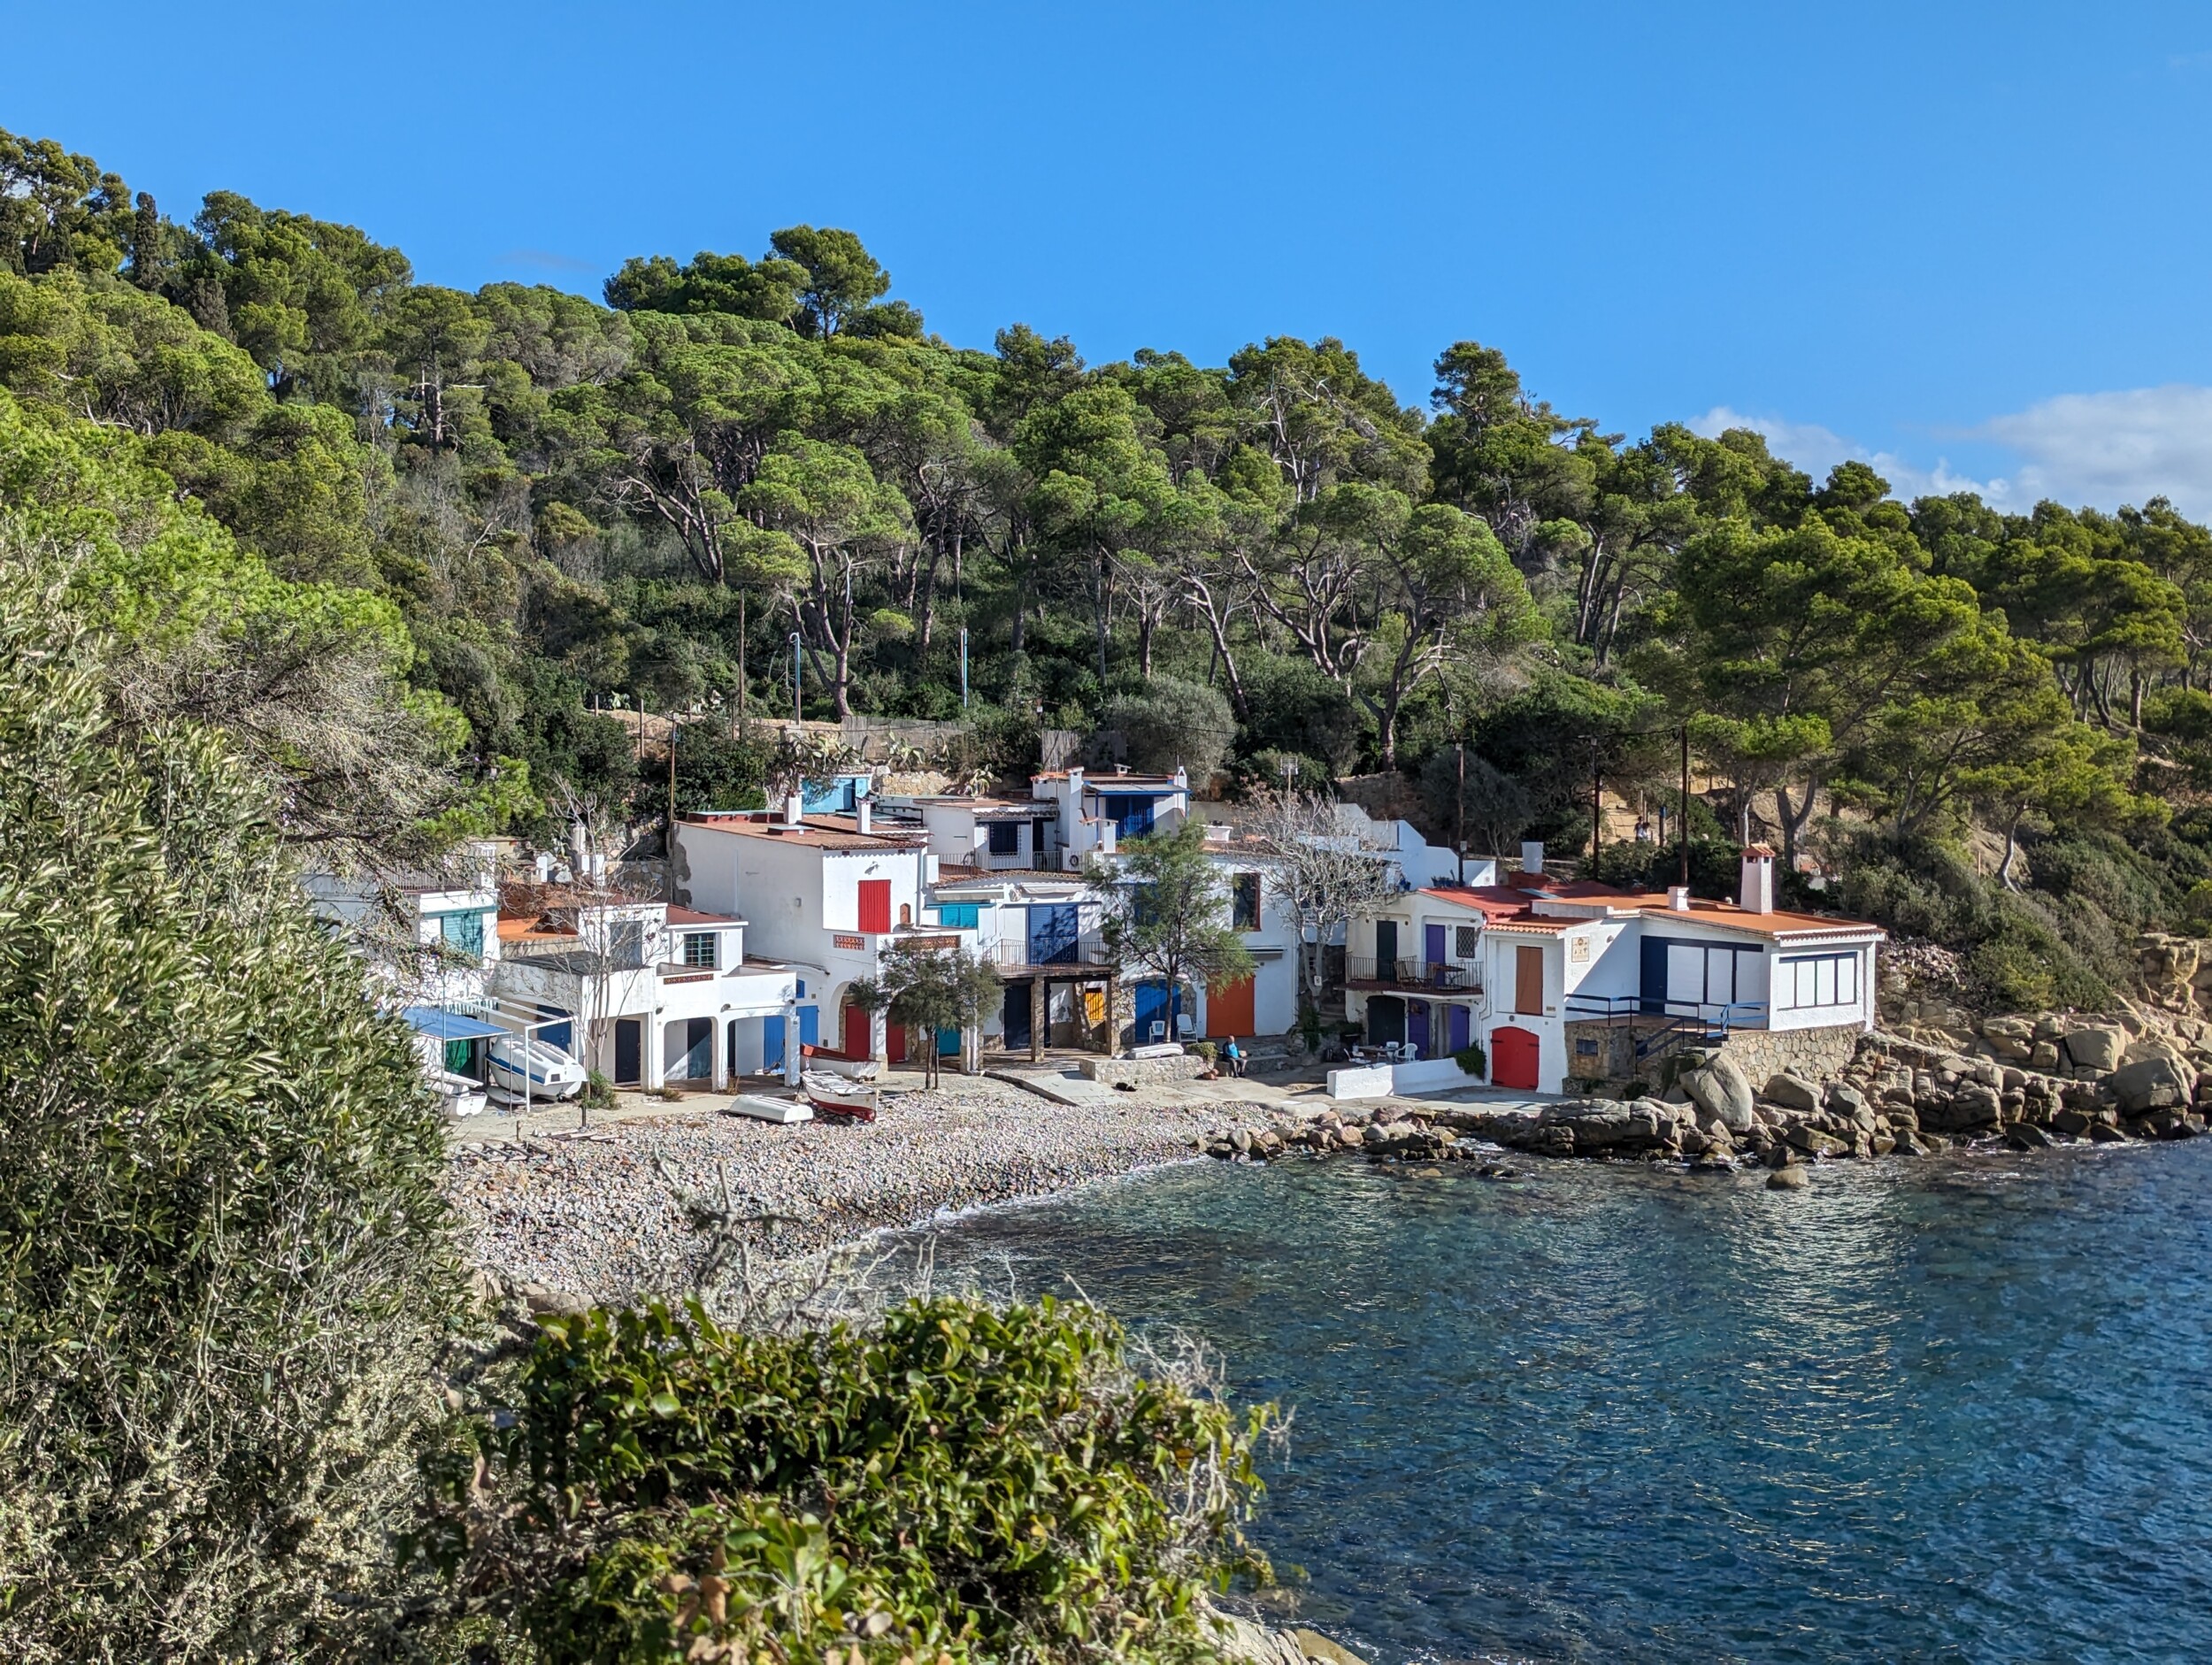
[{"x1": 1201, "y1": 1016, "x2": 2211, "y2": 1178}]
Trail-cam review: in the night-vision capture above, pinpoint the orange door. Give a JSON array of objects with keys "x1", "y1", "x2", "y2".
[
  {"x1": 1515, "y1": 945, "x2": 1545, "y2": 1014},
  {"x1": 1493, "y1": 1024, "x2": 1540, "y2": 1090},
  {"x1": 1208, "y1": 975, "x2": 1256, "y2": 1038}
]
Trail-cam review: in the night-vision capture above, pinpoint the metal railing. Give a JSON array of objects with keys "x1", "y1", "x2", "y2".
[
  {"x1": 988, "y1": 933, "x2": 1112, "y2": 971},
  {"x1": 1562, "y1": 994, "x2": 1770, "y2": 1063},
  {"x1": 1343, "y1": 955, "x2": 1480, "y2": 992}
]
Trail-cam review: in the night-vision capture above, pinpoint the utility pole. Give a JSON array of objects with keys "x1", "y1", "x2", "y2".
[
  {"x1": 1678, "y1": 724, "x2": 1692, "y2": 890},
  {"x1": 1455, "y1": 740, "x2": 1466, "y2": 886},
  {"x1": 737, "y1": 594, "x2": 747, "y2": 736},
  {"x1": 1591, "y1": 739, "x2": 1602, "y2": 868},
  {"x1": 666, "y1": 718, "x2": 679, "y2": 900},
  {"x1": 960, "y1": 625, "x2": 970, "y2": 710},
  {"x1": 790, "y1": 632, "x2": 803, "y2": 728}
]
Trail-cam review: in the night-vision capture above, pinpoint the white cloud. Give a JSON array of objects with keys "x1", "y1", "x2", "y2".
[
  {"x1": 1690, "y1": 387, "x2": 2212, "y2": 517},
  {"x1": 1975, "y1": 385, "x2": 2212, "y2": 517},
  {"x1": 1688, "y1": 406, "x2": 2002, "y2": 503}
]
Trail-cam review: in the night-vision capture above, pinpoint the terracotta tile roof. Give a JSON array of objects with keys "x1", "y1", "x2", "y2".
[
  {"x1": 496, "y1": 913, "x2": 579, "y2": 944},
  {"x1": 666, "y1": 905, "x2": 743, "y2": 926},
  {"x1": 1619, "y1": 894, "x2": 1884, "y2": 940},
  {"x1": 680, "y1": 812, "x2": 925, "y2": 851}
]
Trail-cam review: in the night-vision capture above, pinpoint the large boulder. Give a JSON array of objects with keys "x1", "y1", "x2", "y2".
[
  {"x1": 2061, "y1": 1024, "x2": 2127, "y2": 1075},
  {"x1": 1921, "y1": 1079, "x2": 2003, "y2": 1134},
  {"x1": 2107, "y1": 1055, "x2": 2195, "y2": 1116},
  {"x1": 1535, "y1": 1098, "x2": 1683, "y2": 1155},
  {"x1": 1764, "y1": 1072, "x2": 1822, "y2": 1114},
  {"x1": 1683, "y1": 1054, "x2": 1756, "y2": 1131}
]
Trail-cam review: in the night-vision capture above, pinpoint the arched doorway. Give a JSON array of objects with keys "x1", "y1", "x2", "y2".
[{"x1": 1492, "y1": 1024, "x2": 1540, "y2": 1091}]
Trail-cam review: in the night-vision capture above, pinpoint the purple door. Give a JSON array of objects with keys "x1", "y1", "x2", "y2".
[
  {"x1": 1448, "y1": 1003, "x2": 1471, "y2": 1053},
  {"x1": 1425, "y1": 923, "x2": 1448, "y2": 982},
  {"x1": 1407, "y1": 1001, "x2": 1431, "y2": 1057}
]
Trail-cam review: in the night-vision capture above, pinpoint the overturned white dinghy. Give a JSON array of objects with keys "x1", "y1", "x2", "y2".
[
  {"x1": 724, "y1": 1093, "x2": 814, "y2": 1124},
  {"x1": 428, "y1": 1068, "x2": 488, "y2": 1119},
  {"x1": 488, "y1": 1033, "x2": 587, "y2": 1101}
]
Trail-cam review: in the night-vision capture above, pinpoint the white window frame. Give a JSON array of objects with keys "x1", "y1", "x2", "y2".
[{"x1": 1780, "y1": 951, "x2": 1859, "y2": 1010}]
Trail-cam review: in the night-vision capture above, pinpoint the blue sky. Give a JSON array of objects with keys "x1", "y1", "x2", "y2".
[{"x1": 8, "y1": 2, "x2": 2212, "y2": 511}]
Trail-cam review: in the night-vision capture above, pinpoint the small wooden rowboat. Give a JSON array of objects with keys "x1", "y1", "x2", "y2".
[
  {"x1": 799, "y1": 1044, "x2": 881, "y2": 1082},
  {"x1": 802, "y1": 1070, "x2": 879, "y2": 1123}
]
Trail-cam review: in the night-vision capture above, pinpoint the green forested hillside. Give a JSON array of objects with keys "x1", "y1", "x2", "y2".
[{"x1": 7, "y1": 122, "x2": 2211, "y2": 1010}]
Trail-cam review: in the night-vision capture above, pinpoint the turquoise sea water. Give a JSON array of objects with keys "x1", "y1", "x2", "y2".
[{"x1": 914, "y1": 1144, "x2": 2212, "y2": 1664}]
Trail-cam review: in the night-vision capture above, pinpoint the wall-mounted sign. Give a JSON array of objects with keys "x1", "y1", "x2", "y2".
[{"x1": 833, "y1": 933, "x2": 864, "y2": 950}]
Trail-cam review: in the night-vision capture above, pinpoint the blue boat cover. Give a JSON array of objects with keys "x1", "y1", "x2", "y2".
[{"x1": 402, "y1": 1006, "x2": 509, "y2": 1042}]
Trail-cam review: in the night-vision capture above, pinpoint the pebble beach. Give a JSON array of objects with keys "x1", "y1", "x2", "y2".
[{"x1": 449, "y1": 1078, "x2": 1285, "y2": 1301}]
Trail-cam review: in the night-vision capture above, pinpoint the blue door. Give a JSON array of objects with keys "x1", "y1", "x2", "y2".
[
  {"x1": 1448, "y1": 1003, "x2": 1471, "y2": 1053},
  {"x1": 1407, "y1": 1001, "x2": 1431, "y2": 1056},
  {"x1": 763, "y1": 980, "x2": 817, "y2": 1070},
  {"x1": 1133, "y1": 979, "x2": 1178, "y2": 1043},
  {"x1": 537, "y1": 1005, "x2": 572, "y2": 1052},
  {"x1": 1029, "y1": 903, "x2": 1080, "y2": 964},
  {"x1": 1424, "y1": 923, "x2": 1448, "y2": 984},
  {"x1": 1003, "y1": 982, "x2": 1033, "y2": 1051},
  {"x1": 937, "y1": 1026, "x2": 961, "y2": 1056},
  {"x1": 1640, "y1": 936, "x2": 1669, "y2": 1015},
  {"x1": 680, "y1": 1017, "x2": 712, "y2": 1078},
  {"x1": 1111, "y1": 794, "x2": 1157, "y2": 837}
]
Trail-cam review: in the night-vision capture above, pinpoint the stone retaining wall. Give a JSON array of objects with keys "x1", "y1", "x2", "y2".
[
  {"x1": 1714, "y1": 1024, "x2": 1863, "y2": 1086},
  {"x1": 1079, "y1": 1054, "x2": 1210, "y2": 1088}
]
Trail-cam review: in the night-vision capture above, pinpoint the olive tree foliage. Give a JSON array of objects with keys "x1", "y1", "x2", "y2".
[
  {"x1": 0, "y1": 596, "x2": 467, "y2": 1661},
  {"x1": 850, "y1": 940, "x2": 1002, "y2": 1085}
]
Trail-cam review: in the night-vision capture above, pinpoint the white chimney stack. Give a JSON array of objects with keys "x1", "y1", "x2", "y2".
[
  {"x1": 1520, "y1": 840, "x2": 1545, "y2": 877},
  {"x1": 1667, "y1": 885, "x2": 1692, "y2": 912},
  {"x1": 855, "y1": 798, "x2": 872, "y2": 835},
  {"x1": 783, "y1": 794, "x2": 804, "y2": 829},
  {"x1": 1740, "y1": 844, "x2": 1776, "y2": 914}
]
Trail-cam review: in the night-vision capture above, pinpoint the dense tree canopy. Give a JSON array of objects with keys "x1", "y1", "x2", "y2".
[{"x1": 8, "y1": 118, "x2": 2212, "y2": 1004}]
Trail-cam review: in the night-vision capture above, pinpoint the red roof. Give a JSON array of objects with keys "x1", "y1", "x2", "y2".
[{"x1": 665, "y1": 906, "x2": 741, "y2": 926}]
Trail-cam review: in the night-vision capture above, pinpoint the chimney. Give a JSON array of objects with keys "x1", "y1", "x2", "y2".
[
  {"x1": 534, "y1": 851, "x2": 555, "y2": 884},
  {"x1": 855, "y1": 799, "x2": 872, "y2": 835},
  {"x1": 783, "y1": 794, "x2": 803, "y2": 829},
  {"x1": 1520, "y1": 840, "x2": 1545, "y2": 877},
  {"x1": 1667, "y1": 885, "x2": 1692, "y2": 912},
  {"x1": 1740, "y1": 844, "x2": 1776, "y2": 914}
]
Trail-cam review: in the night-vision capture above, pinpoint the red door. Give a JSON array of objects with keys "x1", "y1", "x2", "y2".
[
  {"x1": 1492, "y1": 1025, "x2": 1540, "y2": 1090},
  {"x1": 857, "y1": 879, "x2": 892, "y2": 934},
  {"x1": 842, "y1": 1001, "x2": 871, "y2": 1061},
  {"x1": 1207, "y1": 975, "x2": 1256, "y2": 1038}
]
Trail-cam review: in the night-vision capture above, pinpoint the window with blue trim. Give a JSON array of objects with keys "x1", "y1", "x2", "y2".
[
  {"x1": 936, "y1": 902, "x2": 981, "y2": 929},
  {"x1": 436, "y1": 910, "x2": 486, "y2": 962}
]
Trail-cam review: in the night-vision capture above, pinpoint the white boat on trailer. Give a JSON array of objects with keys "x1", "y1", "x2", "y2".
[{"x1": 488, "y1": 1032, "x2": 587, "y2": 1102}]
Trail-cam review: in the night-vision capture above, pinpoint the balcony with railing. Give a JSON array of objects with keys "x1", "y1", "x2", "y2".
[
  {"x1": 1342, "y1": 956, "x2": 1481, "y2": 994},
  {"x1": 988, "y1": 932, "x2": 1114, "y2": 974}
]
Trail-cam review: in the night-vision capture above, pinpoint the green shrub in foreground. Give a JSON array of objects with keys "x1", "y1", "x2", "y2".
[
  {"x1": 0, "y1": 600, "x2": 465, "y2": 1660},
  {"x1": 430, "y1": 1295, "x2": 1277, "y2": 1665}
]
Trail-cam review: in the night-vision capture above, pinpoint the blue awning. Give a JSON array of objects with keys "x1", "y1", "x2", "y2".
[{"x1": 403, "y1": 1006, "x2": 508, "y2": 1043}]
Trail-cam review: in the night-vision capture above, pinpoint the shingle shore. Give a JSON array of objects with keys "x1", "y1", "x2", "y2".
[{"x1": 449, "y1": 1078, "x2": 1281, "y2": 1301}]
